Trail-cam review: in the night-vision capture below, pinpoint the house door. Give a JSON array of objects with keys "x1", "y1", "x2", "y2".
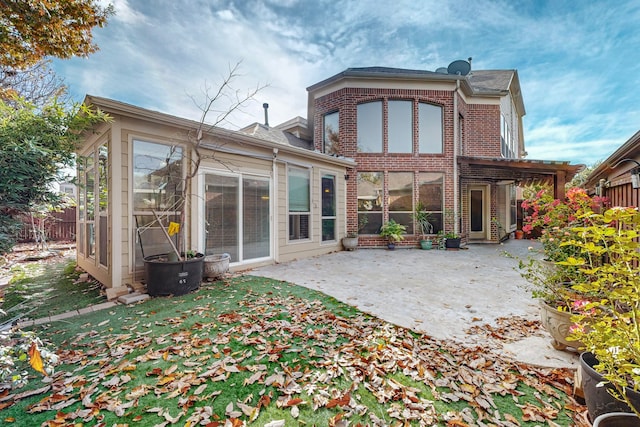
[
  {"x1": 469, "y1": 185, "x2": 489, "y2": 240},
  {"x1": 204, "y1": 173, "x2": 271, "y2": 263}
]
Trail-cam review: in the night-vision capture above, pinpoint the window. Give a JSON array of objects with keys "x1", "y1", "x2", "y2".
[
  {"x1": 288, "y1": 166, "x2": 310, "y2": 240},
  {"x1": 418, "y1": 173, "x2": 444, "y2": 233},
  {"x1": 357, "y1": 101, "x2": 383, "y2": 153},
  {"x1": 133, "y1": 141, "x2": 183, "y2": 212},
  {"x1": 323, "y1": 111, "x2": 340, "y2": 155},
  {"x1": 357, "y1": 100, "x2": 443, "y2": 154},
  {"x1": 388, "y1": 100, "x2": 412, "y2": 153},
  {"x1": 77, "y1": 157, "x2": 85, "y2": 255},
  {"x1": 98, "y1": 144, "x2": 108, "y2": 267},
  {"x1": 501, "y1": 115, "x2": 515, "y2": 159},
  {"x1": 509, "y1": 184, "x2": 517, "y2": 229},
  {"x1": 204, "y1": 173, "x2": 271, "y2": 262},
  {"x1": 243, "y1": 177, "x2": 270, "y2": 259},
  {"x1": 77, "y1": 142, "x2": 110, "y2": 266},
  {"x1": 132, "y1": 140, "x2": 184, "y2": 269},
  {"x1": 419, "y1": 103, "x2": 443, "y2": 153},
  {"x1": 321, "y1": 174, "x2": 336, "y2": 241},
  {"x1": 357, "y1": 172, "x2": 442, "y2": 235},
  {"x1": 388, "y1": 172, "x2": 413, "y2": 233},
  {"x1": 85, "y1": 153, "x2": 95, "y2": 258},
  {"x1": 357, "y1": 172, "x2": 383, "y2": 234}
]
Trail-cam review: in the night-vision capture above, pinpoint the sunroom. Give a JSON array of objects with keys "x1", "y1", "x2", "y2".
[{"x1": 76, "y1": 96, "x2": 354, "y2": 297}]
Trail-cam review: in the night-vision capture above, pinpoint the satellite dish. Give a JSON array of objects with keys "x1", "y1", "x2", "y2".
[
  {"x1": 447, "y1": 60, "x2": 471, "y2": 76},
  {"x1": 435, "y1": 67, "x2": 448, "y2": 74}
]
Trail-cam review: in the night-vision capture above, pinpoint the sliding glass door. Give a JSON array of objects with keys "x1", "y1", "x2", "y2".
[{"x1": 204, "y1": 173, "x2": 270, "y2": 263}]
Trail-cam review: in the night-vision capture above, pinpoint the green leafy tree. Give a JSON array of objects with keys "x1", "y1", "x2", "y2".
[
  {"x1": 0, "y1": 0, "x2": 114, "y2": 69},
  {"x1": 0, "y1": 97, "x2": 109, "y2": 254}
]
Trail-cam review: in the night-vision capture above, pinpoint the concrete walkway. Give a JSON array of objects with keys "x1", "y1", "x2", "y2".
[{"x1": 251, "y1": 239, "x2": 580, "y2": 369}]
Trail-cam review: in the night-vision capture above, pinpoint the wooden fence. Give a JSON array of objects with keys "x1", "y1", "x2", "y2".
[{"x1": 15, "y1": 207, "x2": 76, "y2": 242}]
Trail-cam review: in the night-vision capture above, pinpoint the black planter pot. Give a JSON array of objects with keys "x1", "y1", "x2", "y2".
[
  {"x1": 144, "y1": 253, "x2": 204, "y2": 296},
  {"x1": 580, "y1": 352, "x2": 640, "y2": 421},
  {"x1": 445, "y1": 237, "x2": 461, "y2": 249}
]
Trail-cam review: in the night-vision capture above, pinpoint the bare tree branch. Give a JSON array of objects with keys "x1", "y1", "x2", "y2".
[{"x1": 0, "y1": 60, "x2": 68, "y2": 108}]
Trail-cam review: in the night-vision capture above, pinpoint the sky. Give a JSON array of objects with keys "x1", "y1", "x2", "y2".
[{"x1": 52, "y1": 0, "x2": 640, "y2": 167}]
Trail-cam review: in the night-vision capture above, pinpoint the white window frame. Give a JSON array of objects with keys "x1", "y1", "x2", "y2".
[{"x1": 287, "y1": 165, "x2": 312, "y2": 242}]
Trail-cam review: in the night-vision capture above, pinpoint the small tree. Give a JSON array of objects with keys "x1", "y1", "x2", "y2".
[
  {"x1": 0, "y1": 97, "x2": 109, "y2": 254},
  {"x1": 139, "y1": 62, "x2": 267, "y2": 261}
]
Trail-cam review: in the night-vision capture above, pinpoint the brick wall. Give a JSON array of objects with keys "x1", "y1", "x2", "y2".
[{"x1": 313, "y1": 87, "x2": 502, "y2": 246}]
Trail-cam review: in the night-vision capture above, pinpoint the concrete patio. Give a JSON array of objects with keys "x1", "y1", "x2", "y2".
[{"x1": 251, "y1": 239, "x2": 580, "y2": 369}]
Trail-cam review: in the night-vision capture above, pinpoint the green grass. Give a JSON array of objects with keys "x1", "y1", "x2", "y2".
[
  {"x1": 1, "y1": 259, "x2": 103, "y2": 324},
  {"x1": 1, "y1": 274, "x2": 582, "y2": 426}
]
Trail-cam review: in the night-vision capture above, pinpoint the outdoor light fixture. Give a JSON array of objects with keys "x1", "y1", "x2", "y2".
[{"x1": 612, "y1": 158, "x2": 640, "y2": 190}]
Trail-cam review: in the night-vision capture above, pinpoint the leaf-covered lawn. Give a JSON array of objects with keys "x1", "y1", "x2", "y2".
[
  {"x1": 1, "y1": 256, "x2": 102, "y2": 324},
  {"x1": 1, "y1": 274, "x2": 585, "y2": 426}
]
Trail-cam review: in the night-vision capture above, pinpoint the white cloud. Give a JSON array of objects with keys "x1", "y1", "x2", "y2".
[{"x1": 53, "y1": 0, "x2": 640, "y2": 166}]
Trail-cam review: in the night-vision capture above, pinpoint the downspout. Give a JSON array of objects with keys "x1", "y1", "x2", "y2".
[
  {"x1": 453, "y1": 79, "x2": 460, "y2": 236},
  {"x1": 272, "y1": 148, "x2": 279, "y2": 263}
]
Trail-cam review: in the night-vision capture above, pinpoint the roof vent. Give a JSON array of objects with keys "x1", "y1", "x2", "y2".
[{"x1": 262, "y1": 103, "x2": 269, "y2": 127}]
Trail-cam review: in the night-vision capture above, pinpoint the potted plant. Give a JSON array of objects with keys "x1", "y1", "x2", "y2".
[
  {"x1": 518, "y1": 185, "x2": 607, "y2": 351},
  {"x1": 379, "y1": 219, "x2": 406, "y2": 250},
  {"x1": 564, "y1": 206, "x2": 640, "y2": 420},
  {"x1": 441, "y1": 231, "x2": 461, "y2": 249},
  {"x1": 412, "y1": 202, "x2": 434, "y2": 249},
  {"x1": 342, "y1": 215, "x2": 368, "y2": 251}
]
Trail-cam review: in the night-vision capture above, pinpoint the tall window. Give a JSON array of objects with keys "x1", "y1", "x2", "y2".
[
  {"x1": 77, "y1": 143, "x2": 110, "y2": 265},
  {"x1": 388, "y1": 172, "x2": 413, "y2": 233},
  {"x1": 77, "y1": 157, "x2": 85, "y2": 256},
  {"x1": 357, "y1": 101, "x2": 383, "y2": 153},
  {"x1": 419, "y1": 103, "x2": 443, "y2": 153},
  {"x1": 357, "y1": 172, "x2": 383, "y2": 234},
  {"x1": 388, "y1": 100, "x2": 412, "y2": 153},
  {"x1": 98, "y1": 144, "x2": 109, "y2": 267},
  {"x1": 288, "y1": 166, "x2": 310, "y2": 240},
  {"x1": 509, "y1": 184, "x2": 517, "y2": 229},
  {"x1": 321, "y1": 174, "x2": 336, "y2": 241},
  {"x1": 323, "y1": 111, "x2": 340, "y2": 155},
  {"x1": 501, "y1": 114, "x2": 515, "y2": 158},
  {"x1": 418, "y1": 173, "x2": 444, "y2": 233},
  {"x1": 132, "y1": 140, "x2": 183, "y2": 268},
  {"x1": 85, "y1": 153, "x2": 95, "y2": 258}
]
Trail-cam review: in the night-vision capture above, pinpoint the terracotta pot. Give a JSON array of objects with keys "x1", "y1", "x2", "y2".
[
  {"x1": 580, "y1": 352, "x2": 640, "y2": 421},
  {"x1": 515, "y1": 230, "x2": 524, "y2": 239},
  {"x1": 539, "y1": 300, "x2": 584, "y2": 351}
]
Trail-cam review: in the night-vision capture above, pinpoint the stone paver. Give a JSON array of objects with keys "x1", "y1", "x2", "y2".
[{"x1": 251, "y1": 239, "x2": 579, "y2": 369}]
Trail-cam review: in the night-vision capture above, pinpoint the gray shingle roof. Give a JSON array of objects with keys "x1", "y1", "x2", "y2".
[{"x1": 467, "y1": 70, "x2": 515, "y2": 93}]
